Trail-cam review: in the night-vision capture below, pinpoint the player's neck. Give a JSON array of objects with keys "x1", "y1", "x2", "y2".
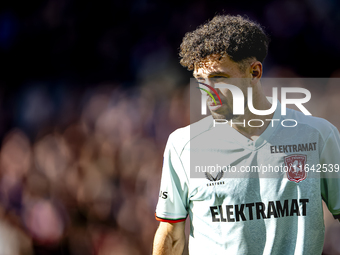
[{"x1": 230, "y1": 90, "x2": 274, "y2": 141}]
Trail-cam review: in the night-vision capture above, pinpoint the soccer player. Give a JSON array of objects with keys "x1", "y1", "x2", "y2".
[{"x1": 153, "y1": 15, "x2": 340, "y2": 254}]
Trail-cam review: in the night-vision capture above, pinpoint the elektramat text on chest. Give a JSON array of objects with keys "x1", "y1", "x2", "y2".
[
  {"x1": 270, "y1": 143, "x2": 317, "y2": 154},
  {"x1": 210, "y1": 199, "x2": 309, "y2": 222}
]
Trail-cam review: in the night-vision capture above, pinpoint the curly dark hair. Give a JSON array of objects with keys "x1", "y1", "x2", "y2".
[{"x1": 179, "y1": 15, "x2": 269, "y2": 70}]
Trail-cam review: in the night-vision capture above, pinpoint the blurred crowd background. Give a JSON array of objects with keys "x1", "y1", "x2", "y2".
[{"x1": 0, "y1": 0, "x2": 340, "y2": 254}]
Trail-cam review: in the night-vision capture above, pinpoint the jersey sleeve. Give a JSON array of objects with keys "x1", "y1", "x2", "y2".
[
  {"x1": 320, "y1": 124, "x2": 340, "y2": 220},
  {"x1": 155, "y1": 133, "x2": 189, "y2": 223}
]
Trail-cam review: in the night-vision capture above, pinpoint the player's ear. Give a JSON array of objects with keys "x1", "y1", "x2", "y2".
[{"x1": 250, "y1": 61, "x2": 262, "y2": 85}]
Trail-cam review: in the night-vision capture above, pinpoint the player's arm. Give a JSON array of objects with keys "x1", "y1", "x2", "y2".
[
  {"x1": 153, "y1": 221, "x2": 186, "y2": 255},
  {"x1": 320, "y1": 124, "x2": 340, "y2": 220}
]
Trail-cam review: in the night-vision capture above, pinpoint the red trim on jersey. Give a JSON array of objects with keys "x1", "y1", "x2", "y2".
[
  {"x1": 333, "y1": 213, "x2": 340, "y2": 220},
  {"x1": 155, "y1": 213, "x2": 186, "y2": 223}
]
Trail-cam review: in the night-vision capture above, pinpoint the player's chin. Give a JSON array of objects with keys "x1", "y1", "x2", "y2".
[
  {"x1": 209, "y1": 104, "x2": 227, "y2": 115},
  {"x1": 210, "y1": 107, "x2": 231, "y2": 120}
]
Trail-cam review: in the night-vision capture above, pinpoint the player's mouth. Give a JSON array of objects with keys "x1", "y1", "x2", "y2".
[{"x1": 208, "y1": 99, "x2": 223, "y2": 111}]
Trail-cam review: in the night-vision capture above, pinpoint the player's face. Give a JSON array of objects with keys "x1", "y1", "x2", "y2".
[{"x1": 194, "y1": 54, "x2": 252, "y2": 120}]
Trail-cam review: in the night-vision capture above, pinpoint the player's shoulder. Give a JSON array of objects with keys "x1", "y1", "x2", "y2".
[
  {"x1": 168, "y1": 116, "x2": 213, "y2": 153},
  {"x1": 286, "y1": 108, "x2": 338, "y2": 139}
]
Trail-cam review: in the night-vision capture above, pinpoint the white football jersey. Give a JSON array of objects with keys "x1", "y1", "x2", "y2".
[{"x1": 155, "y1": 101, "x2": 340, "y2": 255}]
